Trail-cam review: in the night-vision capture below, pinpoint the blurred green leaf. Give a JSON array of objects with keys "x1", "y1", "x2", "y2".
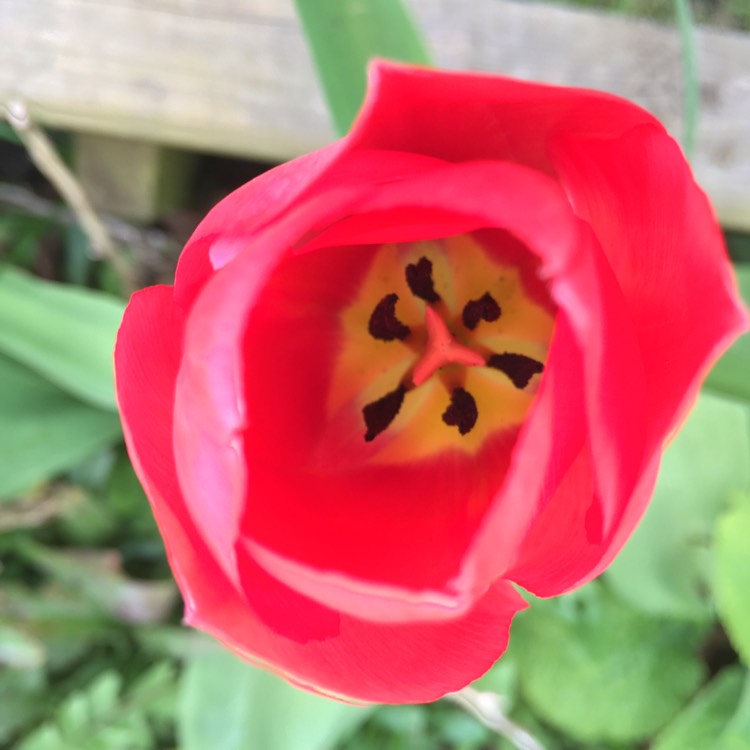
[
  {"x1": 471, "y1": 657, "x2": 518, "y2": 710},
  {"x1": 0, "y1": 120, "x2": 22, "y2": 144},
  {"x1": 105, "y1": 450, "x2": 158, "y2": 537},
  {"x1": 0, "y1": 266, "x2": 124, "y2": 410},
  {"x1": 721, "y1": 673, "x2": 750, "y2": 750},
  {"x1": 713, "y1": 493, "x2": 750, "y2": 667},
  {"x1": 606, "y1": 392, "x2": 750, "y2": 620},
  {"x1": 17, "y1": 542, "x2": 177, "y2": 626},
  {"x1": 0, "y1": 353, "x2": 122, "y2": 499},
  {"x1": 293, "y1": 0, "x2": 431, "y2": 135},
  {"x1": 178, "y1": 645, "x2": 371, "y2": 750},
  {"x1": 0, "y1": 581, "x2": 105, "y2": 673},
  {"x1": 0, "y1": 214, "x2": 54, "y2": 270},
  {"x1": 704, "y1": 265, "x2": 750, "y2": 403},
  {"x1": 652, "y1": 668, "x2": 745, "y2": 750},
  {"x1": 0, "y1": 668, "x2": 46, "y2": 745},
  {"x1": 674, "y1": 0, "x2": 699, "y2": 158},
  {"x1": 511, "y1": 583, "x2": 706, "y2": 743},
  {"x1": 0, "y1": 622, "x2": 45, "y2": 669},
  {"x1": 17, "y1": 664, "x2": 175, "y2": 750}
]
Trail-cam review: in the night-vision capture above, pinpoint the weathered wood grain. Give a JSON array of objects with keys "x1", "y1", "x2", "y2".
[{"x1": 0, "y1": 0, "x2": 748, "y2": 228}]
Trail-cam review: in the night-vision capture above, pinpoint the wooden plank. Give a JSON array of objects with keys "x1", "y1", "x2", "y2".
[
  {"x1": 0, "y1": 0, "x2": 748, "y2": 229},
  {"x1": 74, "y1": 134, "x2": 194, "y2": 221}
]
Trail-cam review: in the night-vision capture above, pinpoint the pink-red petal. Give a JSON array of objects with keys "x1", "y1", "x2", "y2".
[
  {"x1": 115, "y1": 284, "x2": 528, "y2": 703},
  {"x1": 552, "y1": 123, "x2": 749, "y2": 442},
  {"x1": 349, "y1": 61, "x2": 659, "y2": 173}
]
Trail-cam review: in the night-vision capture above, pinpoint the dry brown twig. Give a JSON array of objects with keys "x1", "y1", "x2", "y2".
[
  {"x1": 0, "y1": 181, "x2": 179, "y2": 278},
  {"x1": 1, "y1": 100, "x2": 139, "y2": 293}
]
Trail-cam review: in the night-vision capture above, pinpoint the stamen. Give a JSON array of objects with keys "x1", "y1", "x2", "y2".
[
  {"x1": 363, "y1": 384, "x2": 407, "y2": 442},
  {"x1": 442, "y1": 387, "x2": 478, "y2": 435},
  {"x1": 405, "y1": 257, "x2": 440, "y2": 303},
  {"x1": 487, "y1": 352, "x2": 544, "y2": 389},
  {"x1": 462, "y1": 292, "x2": 501, "y2": 330},
  {"x1": 368, "y1": 294, "x2": 411, "y2": 341}
]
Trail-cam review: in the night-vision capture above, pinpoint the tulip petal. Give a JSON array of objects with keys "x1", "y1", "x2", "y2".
[
  {"x1": 116, "y1": 284, "x2": 527, "y2": 703},
  {"x1": 173, "y1": 145, "x2": 343, "y2": 310},
  {"x1": 191, "y1": 522, "x2": 528, "y2": 704},
  {"x1": 172, "y1": 185, "x2": 379, "y2": 592},
  {"x1": 309, "y1": 160, "x2": 646, "y2": 592},
  {"x1": 173, "y1": 147, "x2": 447, "y2": 311},
  {"x1": 506, "y1": 124, "x2": 749, "y2": 596},
  {"x1": 350, "y1": 61, "x2": 657, "y2": 173},
  {"x1": 552, "y1": 123, "x2": 749, "y2": 442},
  {"x1": 239, "y1": 160, "x2": 588, "y2": 614}
]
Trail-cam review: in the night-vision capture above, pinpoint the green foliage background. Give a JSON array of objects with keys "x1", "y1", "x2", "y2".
[{"x1": 1, "y1": 1, "x2": 749, "y2": 748}]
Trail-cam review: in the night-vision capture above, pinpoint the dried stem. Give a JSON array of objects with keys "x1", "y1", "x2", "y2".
[
  {"x1": 448, "y1": 686, "x2": 546, "y2": 750},
  {"x1": 0, "y1": 181, "x2": 179, "y2": 276},
  {"x1": 2, "y1": 100, "x2": 139, "y2": 293}
]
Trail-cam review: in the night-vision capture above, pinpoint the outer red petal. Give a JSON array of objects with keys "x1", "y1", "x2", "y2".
[
  {"x1": 114, "y1": 286, "x2": 527, "y2": 703},
  {"x1": 173, "y1": 145, "x2": 343, "y2": 310},
  {"x1": 509, "y1": 125, "x2": 748, "y2": 596},
  {"x1": 173, "y1": 147, "x2": 448, "y2": 311},
  {"x1": 114, "y1": 286, "x2": 186, "y2": 533},
  {"x1": 553, "y1": 124, "x2": 748, "y2": 441},
  {"x1": 349, "y1": 61, "x2": 657, "y2": 172}
]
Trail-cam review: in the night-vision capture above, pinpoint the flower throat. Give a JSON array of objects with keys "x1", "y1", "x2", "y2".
[{"x1": 331, "y1": 233, "x2": 555, "y2": 463}]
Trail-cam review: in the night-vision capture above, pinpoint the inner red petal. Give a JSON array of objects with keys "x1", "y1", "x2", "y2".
[{"x1": 240, "y1": 221, "x2": 550, "y2": 591}]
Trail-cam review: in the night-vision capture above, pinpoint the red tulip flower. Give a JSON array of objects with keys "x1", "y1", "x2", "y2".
[{"x1": 115, "y1": 62, "x2": 747, "y2": 703}]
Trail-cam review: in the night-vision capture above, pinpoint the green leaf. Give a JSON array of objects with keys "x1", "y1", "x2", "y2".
[
  {"x1": 178, "y1": 645, "x2": 372, "y2": 750},
  {"x1": 652, "y1": 668, "x2": 745, "y2": 750},
  {"x1": 721, "y1": 673, "x2": 750, "y2": 750},
  {"x1": 606, "y1": 392, "x2": 750, "y2": 620},
  {"x1": 0, "y1": 668, "x2": 46, "y2": 745},
  {"x1": 293, "y1": 0, "x2": 431, "y2": 135},
  {"x1": 511, "y1": 583, "x2": 706, "y2": 743},
  {"x1": 17, "y1": 542, "x2": 177, "y2": 626},
  {"x1": 713, "y1": 493, "x2": 750, "y2": 666},
  {"x1": 17, "y1": 665, "x2": 176, "y2": 750},
  {"x1": 0, "y1": 622, "x2": 45, "y2": 669},
  {"x1": 0, "y1": 581, "x2": 106, "y2": 672},
  {"x1": 0, "y1": 354, "x2": 122, "y2": 499},
  {"x1": 105, "y1": 450, "x2": 159, "y2": 537},
  {"x1": 674, "y1": 0, "x2": 699, "y2": 158},
  {"x1": 0, "y1": 266, "x2": 125, "y2": 410},
  {"x1": 704, "y1": 264, "x2": 750, "y2": 403}
]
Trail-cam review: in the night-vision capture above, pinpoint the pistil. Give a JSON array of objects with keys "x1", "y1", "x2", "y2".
[{"x1": 412, "y1": 306, "x2": 485, "y2": 387}]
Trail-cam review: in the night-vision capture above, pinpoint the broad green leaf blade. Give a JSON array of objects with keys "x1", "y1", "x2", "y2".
[
  {"x1": 652, "y1": 668, "x2": 745, "y2": 750},
  {"x1": 606, "y1": 392, "x2": 750, "y2": 621},
  {"x1": 510, "y1": 584, "x2": 706, "y2": 744},
  {"x1": 178, "y1": 645, "x2": 371, "y2": 750},
  {"x1": 721, "y1": 672, "x2": 750, "y2": 750},
  {"x1": 0, "y1": 353, "x2": 122, "y2": 499},
  {"x1": 713, "y1": 493, "x2": 750, "y2": 667},
  {"x1": 293, "y1": 0, "x2": 431, "y2": 135},
  {"x1": 0, "y1": 266, "x2": 125, "y2": 410},
  {"x1": 704, "y1": 264, "x2": 750, "y2": 403}
]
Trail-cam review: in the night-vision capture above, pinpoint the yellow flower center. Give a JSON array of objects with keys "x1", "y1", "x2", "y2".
[{"x1": 329, "y1": 232, "x2": 555, "y2": 465}]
